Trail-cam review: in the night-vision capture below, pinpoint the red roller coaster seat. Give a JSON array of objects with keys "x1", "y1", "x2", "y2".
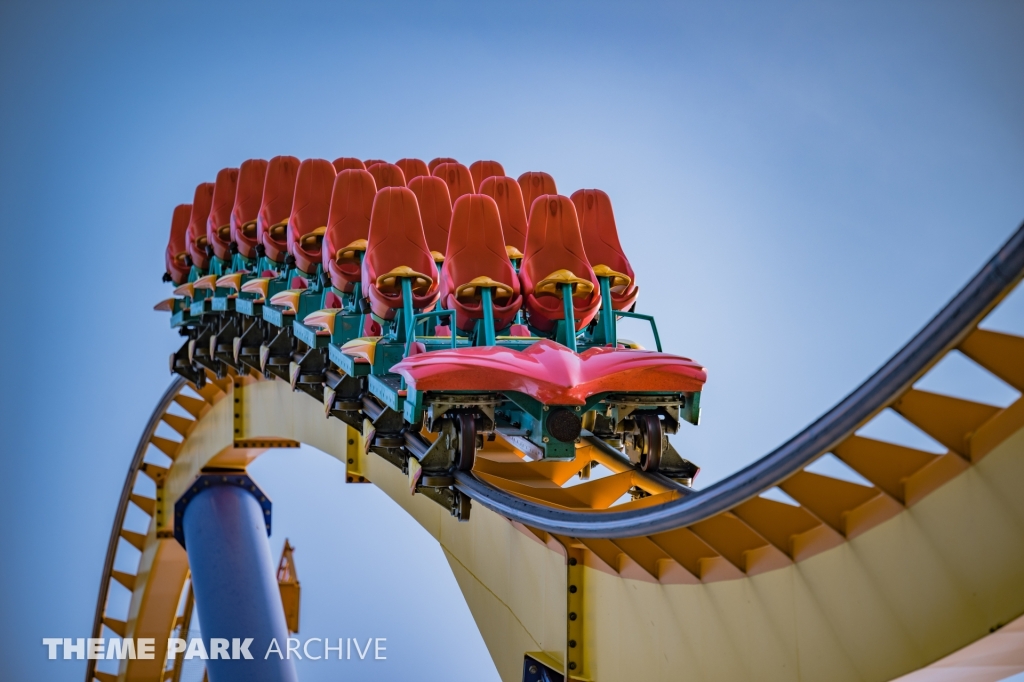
[
  {"x1": 363, "y1": 159, "x2": 387, "y2": 167},
  {"x1": 362, "y1": 187, "x2": 440, "y2": 320},
  {"x1": 469, "y1": 160, "x2": 505, "y2": 190},
  {"x1": 256, "y1": 155, "x2": 300, "y2": 264},
  {"x1": 433, "y1": 162, "x2": 475, "y2": 203},
  {"x1": 367, "y1": 162, "x2": 406, "y2": 189},
  {"x1": 165, "y1": 203, "x2": 192, "y2": 285},
  {"x1": 287, "y1": 159, "x2": 336, "y2": 275},
  {"x1": 478, "y1": 176, "x2": 529, "y2": 259},
  {"x1": 332, "y1": 157, "x2": 365, "y2": 172},
  {"x1": 571, "y1": 189, "x2": 639, "y2": 311},
  {"x1": 230, "y1": 159, "x2": 269, "y2": 260},
  {"x1": 441, "y1": 194, "x2": 523, "y2": 333},
  {"x1": 323, "y1": 169, "x2": 377, "y2": 292},
  {"x1": 395, "y1": 158, "x2": 429, "y2": 183},
  {"x1": 407, "y1": 176, "x2": 452, "y2": 262},
  {"x1": 519, "y1": 195, "x2": 600, "y2": 334},
  {"x1": 427, "y1": 157, "x2": 458, "y2": 173},
  {"x1": 186, "y1": 182, "x2": 215, "y2": 271},
  {"x1": 518, "y1": 171, "x2": 557, "y2": 215},
  {"x1": 206, "y1": 167, "x2": 239, "y2": 262}
]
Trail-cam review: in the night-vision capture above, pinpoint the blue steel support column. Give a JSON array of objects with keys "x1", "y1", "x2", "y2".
[{"x1": 175, "y1": 474, "x2": 297, "y2": 682}]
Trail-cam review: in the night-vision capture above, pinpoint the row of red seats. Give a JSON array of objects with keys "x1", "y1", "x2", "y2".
[
  {"x1": 165, "y1": 157, "x2": 638, "y2": 335},
  {"x1": 363, "y1": 189, "x2": 639, "y2": 335},
  {"x1": 166, "y1": 157, "x2": 569, "y2": 284}
]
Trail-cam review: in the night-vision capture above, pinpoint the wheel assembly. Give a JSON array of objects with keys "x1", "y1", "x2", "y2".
[
  {"x1": 455, "y1": 412, "x2": 477, "y2": 471},
  {"x1": 635, "y1": 413, "x2": 663, "y2": 472}
]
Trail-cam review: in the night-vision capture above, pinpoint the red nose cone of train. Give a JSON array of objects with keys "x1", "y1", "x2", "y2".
[{"x1": 392, "y1": 339, "x2": 706, "y2": 405}]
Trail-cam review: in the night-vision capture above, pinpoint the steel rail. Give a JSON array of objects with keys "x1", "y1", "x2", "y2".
[
  {"x1": 454, "y1": 221, "x2": 1024, "y2": 538},
  {"x1": 85, "y1": 376, "x2": 187, "y2": 682}
]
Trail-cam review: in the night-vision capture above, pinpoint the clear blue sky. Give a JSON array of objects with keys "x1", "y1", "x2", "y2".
[{"x1": 1, "y1": 1, "x2": 1022, "y2": 680}]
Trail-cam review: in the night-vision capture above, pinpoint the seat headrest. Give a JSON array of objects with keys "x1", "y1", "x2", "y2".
[
  {"x1": 570, "y1": 189, "x2": 633, "y2": 277},
  {"x1": 469, "y1": 160, "x2": 505, "y2": 190},
  {"x1": 230, "y1": 159, "x2": 269, "y2": 259},
  {"x1": 168, "y1": 203, "x2": 191, "y2": 254},
  {"x1": 186, "y1": 182, "x2": 215, "y2": 269},
  {"x1": 258, "y1": 155, "x2": 301, "y2": 230},
  {"x1": 231, "y1": 160, "x2": 268, "y2": 226},
  {"x1": 408, "y1": 176, "x2": 453, "y2": 255},
  {"x1": 332, "y1": 157, "x2": 365, "y2": 172},
  {"x1": 428, "y1": 157, "x2": 458, "y2": 173},
  {"x1": 327, "y1": 169, "x2": 377, "y2": 240},
  {"x1": 571, "y1": 188, "x2": 637, "y2": 310},
  {"x1": 207, "y1": 167, "x2": 239, "y2": 260},
  {"x1": 478, "y1": 176, "x2": 528, "y2": 253},
  {"x1": 166, "y1": 203, "x2": 192, "y2": 284},
  {"x1": 447, "y1": 194, "x2": 508, "y2": 262},
  {"x1": 256, "y1": 155, "x2": 300, "y2": 262},
  {"x1": 367, "y1": 162, "x2": 406, "y2": 189},
  {"x1": 443, "y1": 194, "x2": 522, "y2": 331},
  {"x1": 290, "y1": 159, "x2": 336, "y2": 236},
  {"x1": 363, "y1": 159, "x2": 387, "y2": 168},
  {"x1": 522, "y1": 194, "x2": 594, "y2": 286},
  {"x1": 518, "y1": 171, "x2": 558, "y2": 215},
  {"x1": 433, "y1": 162, "x2": 475, "y2": 203},
  {"x1": 396, "y1": 158, "x2": 429, "y2": 183},
  {"x1": 363, "y1": 187, "x2": 435, "y2": 283}
]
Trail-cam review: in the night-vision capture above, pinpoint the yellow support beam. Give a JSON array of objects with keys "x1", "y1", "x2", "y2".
[
  {"x1": 832, "y1": 436, "x2": 938, "y2": 503},
  {"x1": 959, "y1": 328, "x2": 1024, "y2": 391},
  {"x1": 892, "y1": 389, "x2": 1001, "y2": 458},
  {"x1": 277, "y1": 540, "x2": 301, "y2": 634}
]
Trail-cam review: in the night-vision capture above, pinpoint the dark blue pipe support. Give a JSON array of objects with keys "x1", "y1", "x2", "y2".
[{"x1": 176, "y1": 474, "x2": 298, "y2": 682}]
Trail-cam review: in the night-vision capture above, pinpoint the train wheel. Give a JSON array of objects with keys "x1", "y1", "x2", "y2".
[
  {"x1": 637, "y1": 413, "x2": 663, "y2": 472},
  {"x1": 455, "y1": 412, "x2": 477, "y2": 471}
]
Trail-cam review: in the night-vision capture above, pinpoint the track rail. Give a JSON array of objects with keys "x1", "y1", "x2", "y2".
[
  {"x1": 86, "y1": 377, "x2": 187, "y2": 682},
  {"x1": 455, "y1": 221, "x2": 1024, "y2": 537}
]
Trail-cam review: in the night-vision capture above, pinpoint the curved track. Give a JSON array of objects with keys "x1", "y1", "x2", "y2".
[
  {"x1": 89, "y1": 223, "x2": 1024, "y2": 682},
  {"x1": 457, "y1": 221, "x2": 1024, "y2": 536}
]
